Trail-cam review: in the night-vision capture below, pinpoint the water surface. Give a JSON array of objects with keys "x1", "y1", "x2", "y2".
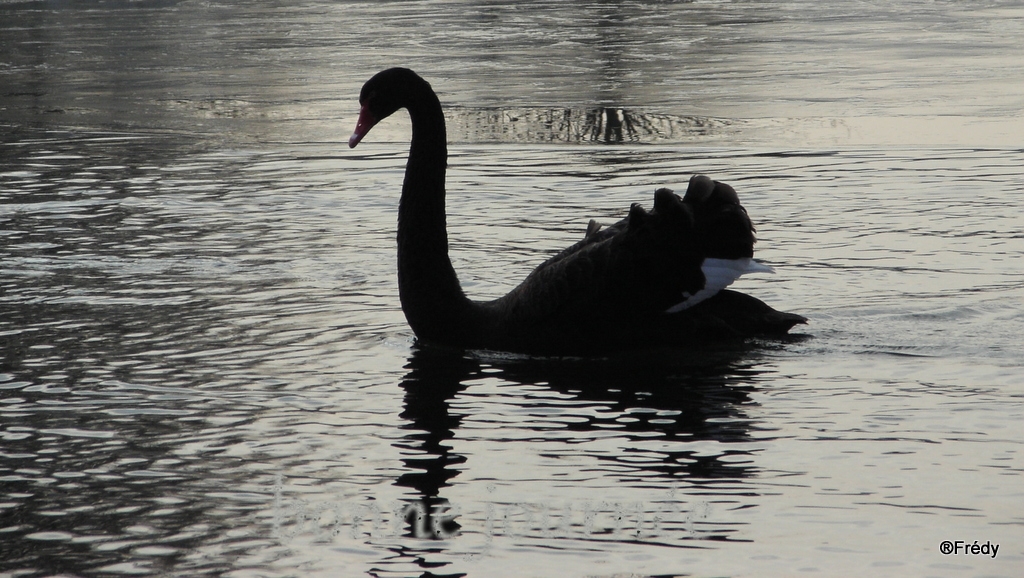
[{"x1": 2, "y1": 1, "x2": 1023, "y2": 577}]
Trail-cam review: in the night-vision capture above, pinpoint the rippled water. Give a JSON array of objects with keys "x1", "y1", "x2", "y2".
[{"x1": 2, "y1": 2, "x2": 1023, "y2": 577}]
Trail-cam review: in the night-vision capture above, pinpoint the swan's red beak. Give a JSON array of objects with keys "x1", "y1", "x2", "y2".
[{"x1": 348, "y1": 105, "x2": 377, "y2": 148}]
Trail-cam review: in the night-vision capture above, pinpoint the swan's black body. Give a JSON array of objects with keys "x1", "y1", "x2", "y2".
[{"x1": 350, "y1": 68, "x2": 805, "y2": 355}]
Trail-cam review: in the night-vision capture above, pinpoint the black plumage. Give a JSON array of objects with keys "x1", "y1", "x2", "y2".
[{"x1": 349, "y1": 68, "x2": 805, "y2": 355}]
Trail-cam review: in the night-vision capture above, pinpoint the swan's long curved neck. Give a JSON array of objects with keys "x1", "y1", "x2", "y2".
[{"x1": 397, "y1": 93, "x2": 482, "y2": 344}]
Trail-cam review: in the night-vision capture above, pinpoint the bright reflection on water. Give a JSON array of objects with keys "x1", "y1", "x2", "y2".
[{"x1": 2, "y1": 1, "x2": 1024, "y2": 577}]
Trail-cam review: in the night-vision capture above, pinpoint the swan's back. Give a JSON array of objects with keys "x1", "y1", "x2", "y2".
[{"x1": 483, "y1": 175, "x2": 804, "y2": 354}]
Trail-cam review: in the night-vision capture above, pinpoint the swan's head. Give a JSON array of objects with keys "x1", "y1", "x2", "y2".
[{"x1": 349, "y1": 68, "x2": 431, "y2": 148}]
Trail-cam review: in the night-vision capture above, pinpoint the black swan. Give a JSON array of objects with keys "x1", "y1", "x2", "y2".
[{"x1": 349, "y1": 68, "x2": 805, "y2": 355}]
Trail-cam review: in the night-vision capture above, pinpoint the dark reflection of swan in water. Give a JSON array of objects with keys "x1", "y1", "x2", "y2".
[{"x1": 392, "y1": 342, "x2": 788, "y2": 540}]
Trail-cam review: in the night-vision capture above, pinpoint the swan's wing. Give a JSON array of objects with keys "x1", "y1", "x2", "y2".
[
  {"x1": 540, "y1": 215, "x2": 628, "y2": 269},
  {"x1": 664, "y1": 257, "x2": 774, "y2": 313},
  {"x1": 497, "y1": 176, "x2": 760, "y2": 330},
  {"x1": 486, "y1": 175, "x2": 801, "y2": 350}
]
